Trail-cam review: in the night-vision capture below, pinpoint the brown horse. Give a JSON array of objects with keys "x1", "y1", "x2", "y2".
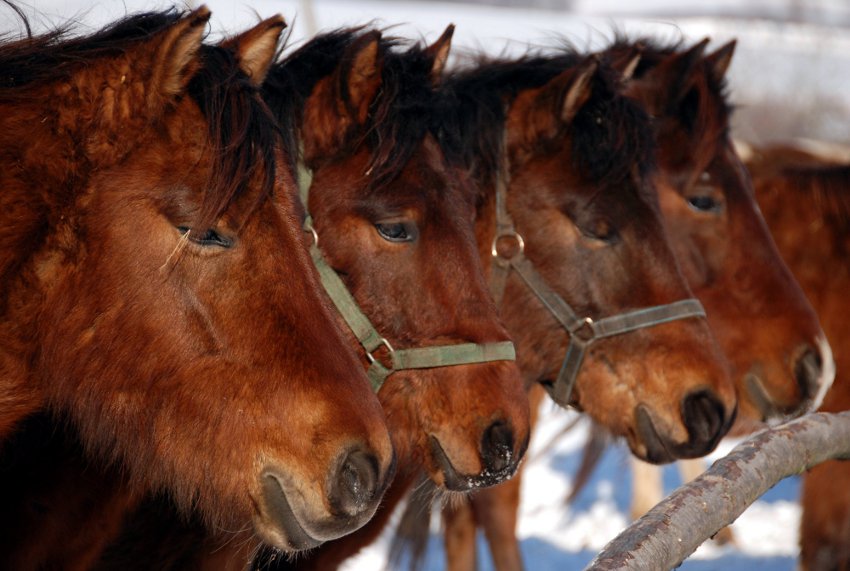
[
  {"x1": 383, "y1": 43, "x2": 741, "y2": 571},
  {"x1": 263, "y1": 26, "x2": 529, "y2": 490},
  {"x1": 0, "y1": 7, "x2": 396, "y2": 567},
  {"x1": 618, "y1": 38, "x2": 832, "y2": 424},
  {"x1": 613, "y1": 38, "x2": 833, "y2": 537},
  {"x1": 747, "y1": 143, "x2": 850, "y2": 571}
]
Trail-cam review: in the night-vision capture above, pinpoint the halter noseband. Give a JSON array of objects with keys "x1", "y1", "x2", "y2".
[
  {"x1": 297, "y1": 160, "x2": 515, "y2": 392},
  {"x1": 488, "y1": 140, "x2": 706, "y2": 407}
]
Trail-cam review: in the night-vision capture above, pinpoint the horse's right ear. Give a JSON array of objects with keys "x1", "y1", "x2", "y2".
[
  {"x1": 424, "y1": 24, "x2": 455, "y2": 85},
  {"x1": 303, "y1": 31, "x2": 384, "y2": 161},
  {"x1": 222, "y1": 15, "x2": 286, "y2": 87},
  {"x1": 607, "y1": 45, "x2": 642, "y2": 84},
  {"x1": 147, "y1": 7, "x2": 210, "y2": 111}
]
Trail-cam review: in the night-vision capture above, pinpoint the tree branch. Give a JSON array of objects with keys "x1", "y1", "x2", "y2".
[{"x1": 585, "y1": 411, "x2": 850, "y2": 571}]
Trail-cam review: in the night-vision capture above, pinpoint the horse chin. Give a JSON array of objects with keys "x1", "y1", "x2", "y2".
[
  {"x1": 252, "y1": 470, "x2": 379, "y2": 552},
  {"x1": 427, "y1": 435, "x2": 519, "y2": 492},
  {"x1": 632, "y1": 405, "x2": 676, "y2": 465},
  {"x1": 744, "y1": 369, "x2": 815, "y2": 426},
  {"x1": 253, "y1": 473, "x2": 324, "y2": 552}
]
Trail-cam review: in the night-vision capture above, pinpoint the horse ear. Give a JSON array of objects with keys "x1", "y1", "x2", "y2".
[
  {"x1": 150, "y1": 7, "x2": 210, "y2": 105},
  {"x1": 640, "y1": 37, "x2": 708, "y2": 111},
  {"x1": 222, "y1": 15, "x2": 286, "y2": 87},
  {"x1": 608, "y1": 45, "x2": 642, "y2": 83},
  {"x1": 425, "y1": 24, "x2": 455, "y2": 85},
  {"x1": 302, "y1": 31, "x2": 383, "y2": 161},
  {"x1": 706, "y1": 40, "x2": 736, "y2": 83},
  {"x1": 345, "y1": 31, "x2": 384, "y2": 125},
  {"x1": 561, "y1": 58, "x2": 598, "y2": 123},
  {"x1": 508, "y1": 58, "x2": 598, "y2": 153}
]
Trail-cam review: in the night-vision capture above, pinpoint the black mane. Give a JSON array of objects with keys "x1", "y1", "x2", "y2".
[
  {"x1": 264, "y1": 27, "x2": 446, "y2": 191},
  {"x1": 439, "y1": 49, "x2": 656, "y2": 201},
  {"x1": 608, "y1": 36, "x2": 733, "y2": 151}
]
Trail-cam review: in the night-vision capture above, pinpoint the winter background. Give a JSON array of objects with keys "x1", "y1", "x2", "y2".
[{"x1": 6, "y1": 1, "x2": 848, "y2": 569}]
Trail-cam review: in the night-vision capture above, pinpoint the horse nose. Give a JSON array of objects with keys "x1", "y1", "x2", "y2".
[
  {"x1": 794, "y1": 344, "x2": 823, "y2": 402},
  {"x1": 480, "y1": 420, "x2": 515, "y2": 474},
  {"x1": 681, "y1": 390, "x2": 727, "y2": 451},
  {"x1": 328, "y1": 448, "x2": 381, "y2": 517}
]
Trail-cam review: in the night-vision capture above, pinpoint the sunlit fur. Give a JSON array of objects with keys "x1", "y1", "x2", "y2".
[
  {"x1": 748, "y1": 147, "x2": 849, "y2": 571},
  {"x1": 0, "y1": 8, "x2": 394, "y2": 567},
  {"x1": 615, "y1": 37, "x2": 832, "y2": 425}
]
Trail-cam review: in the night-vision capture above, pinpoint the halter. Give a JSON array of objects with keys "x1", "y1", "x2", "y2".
[
  {"x1": 488, "y1": 140, "x2": 706, "y2": 407},
  {"x1": 297, "y1": 160, "x2": 515, "y2": 392}
]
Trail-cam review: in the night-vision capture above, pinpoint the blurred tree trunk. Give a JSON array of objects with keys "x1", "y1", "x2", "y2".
[{"x1": 585, "y1": 412, "x2": 850, "y2": 571}]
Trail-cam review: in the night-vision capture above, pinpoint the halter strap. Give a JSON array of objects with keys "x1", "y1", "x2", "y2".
[
  {"x1": 490, "y1": 136, "x2": 706, "y2": 407},
  {"x1": 297, "y1": 159, "x2": 515, "y2": 392}
]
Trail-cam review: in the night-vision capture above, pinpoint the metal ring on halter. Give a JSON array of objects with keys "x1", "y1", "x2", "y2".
[
  {"x1": 491, "y1": 231, "x2": 525, "y2": 259},
  {"x1": 304, "y1": 225, "x2": 319, "y2": 247},
  {"x1": 365, "y1": 337, "x2": 395, "y2": 364},
  {"x1": 573, "y1": 316, "x2": 596, "y2": 343}
]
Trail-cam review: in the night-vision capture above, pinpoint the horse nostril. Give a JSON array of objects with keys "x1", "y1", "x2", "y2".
[
  {"x1": 480, "y1": 420, "x2": 515, "y2": 474},
  {"x1": 328, "y1": 449, "x2": 380, "y2": 518},
  {"x1": 682, "y1": 390, "x2": 726, "y2": 448},
  {"x1": 794, "y1": 345, "x2": 823, "y2": 402}
]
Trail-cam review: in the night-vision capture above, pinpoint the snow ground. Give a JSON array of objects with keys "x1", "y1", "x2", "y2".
[{"x1": 7, "y1": 2, "x2": 837, "y2": 568}]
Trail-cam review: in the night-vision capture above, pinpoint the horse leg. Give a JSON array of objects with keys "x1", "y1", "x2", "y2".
[
  {"x1": 471, "y1": 470, "x2": 525, "y2": 571},
  {"x1": 630, "y1": 457, "x2": 663, "y2": 521},
  {"x1": 801, "y1": 458, "x2": 850, "y2": 571},
  {"x1": 443, "y1": 499, "x2": 479, "y2": 571},
  {"x1": 466, "y1": 384, "x2": 547, "y2": 571}
]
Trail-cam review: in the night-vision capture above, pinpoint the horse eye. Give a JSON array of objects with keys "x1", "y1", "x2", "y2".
[
  {"x1": 581, "y1": 219, "x2": 619, "y2": 244},
  {"x1": 375, "y1": 222, "x2": 415, "y2": 243},
  {"x1": 177, "y1": 226, "x2": 233, "y2": 248},
  {"x1": 687, "y1": 195, "x2": 721, "y2": 213}
]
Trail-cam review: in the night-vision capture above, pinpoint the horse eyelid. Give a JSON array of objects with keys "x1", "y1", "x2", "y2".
[{"x1": 176, "y1": 226, "x2": 234, "y2": 248}]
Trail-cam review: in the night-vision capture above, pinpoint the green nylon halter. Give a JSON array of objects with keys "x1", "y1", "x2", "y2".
[
  {"x1": 489, "y1": 137, "x2": 707, "y2": 408},
  {"x1": 297, "y1": 160, "x2": 515, "y2": 392}
]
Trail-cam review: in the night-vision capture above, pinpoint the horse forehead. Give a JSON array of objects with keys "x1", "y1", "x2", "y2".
[{"x1": 395, "y1": 137, "x2": 467, "y2": 208}]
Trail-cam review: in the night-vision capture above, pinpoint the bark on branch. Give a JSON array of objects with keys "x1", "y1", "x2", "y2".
[{"x1": 585, "y1": 411, "x2": 850, "y2": 571}]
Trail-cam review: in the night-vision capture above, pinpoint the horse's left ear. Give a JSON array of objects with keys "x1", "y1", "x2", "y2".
[
  {"x1": 508, "y1": 57, "x2": 598, "y2": 154},
  {"x1": 424, "y1": 24, "x2": 455, "y2": 85},
  {"x1": 705, "y1": 40, "x2": 736, "y2": 83},
  {"x1": 222, "y1": 15, "x2": 286, "y2": 87},
  {"x1": 302, "y1": 31, "x2": 383, "y2": 162},
  {"x1": 638, "y1": 37, "x2": 708, "y2": 113}
]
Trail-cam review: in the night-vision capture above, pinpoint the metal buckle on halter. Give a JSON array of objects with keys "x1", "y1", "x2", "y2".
[
  {"x1": 572, "y1": 317, "x2": 596, "y2": 343},
  {"x1": 365, "y1": 337, "x2": 395, "y2": 366},
  {"x1": 491, "y1": 231, "x2": 525, "y2": 260}
]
